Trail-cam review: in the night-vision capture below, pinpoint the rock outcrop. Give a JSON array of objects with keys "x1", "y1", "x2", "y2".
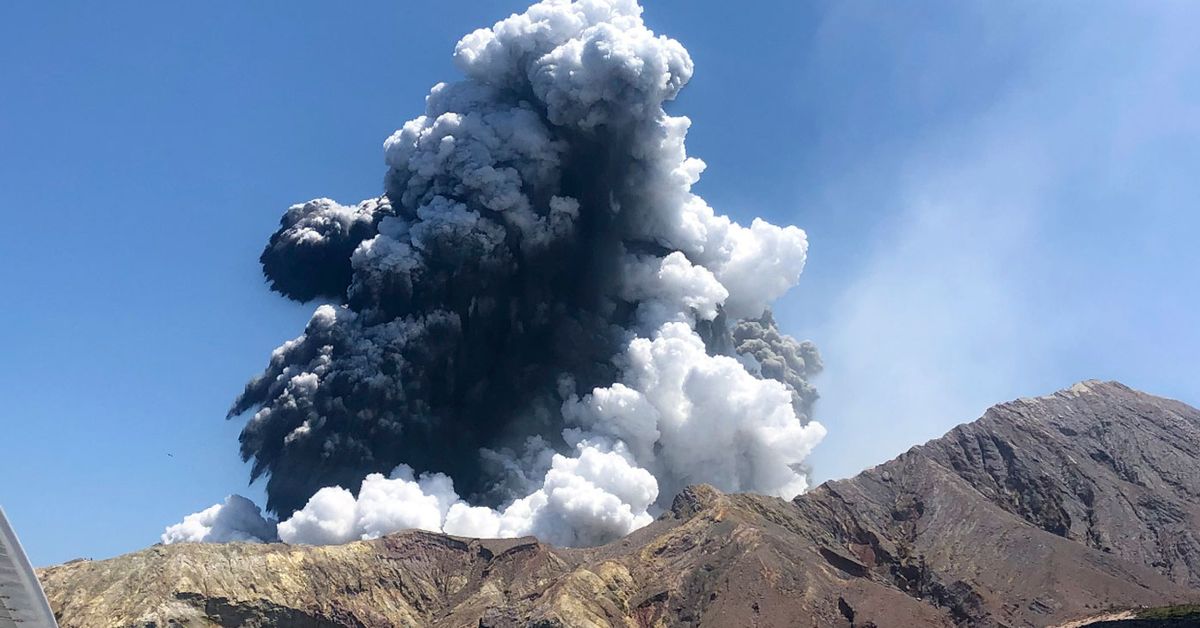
[{"x1": 38, "y1": 381, "x2": 1200, "y2": 627}]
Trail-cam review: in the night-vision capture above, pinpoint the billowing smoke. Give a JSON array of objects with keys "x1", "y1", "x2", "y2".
[
  {"x1": 166, "y1": 0, "x2": 825, "y2": 547},
  {"x1": 161, "y1": 496, "x2": 277, "y2": 544},
  {"x1": 733, "y1": 311, "x2": 823, "y2": 420}
]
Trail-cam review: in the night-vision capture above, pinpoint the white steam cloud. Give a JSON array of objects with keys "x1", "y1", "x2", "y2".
[{"x1": 161, "y1": 495, "x2": 277, "y2": 544}]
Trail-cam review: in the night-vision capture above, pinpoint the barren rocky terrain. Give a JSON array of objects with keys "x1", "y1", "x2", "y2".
[{"x1": 38, "y1": 381, "x2": 1200, "y2": 627}]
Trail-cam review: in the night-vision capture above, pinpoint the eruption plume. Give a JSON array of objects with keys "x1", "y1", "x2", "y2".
[{"x1": 165, "y1": 0, "x2": 825, "y2": 547}]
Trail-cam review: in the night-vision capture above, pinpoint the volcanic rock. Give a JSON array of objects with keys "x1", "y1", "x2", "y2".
[{"x1": 38, "y1": 381, "x2": 1200, "y2": 627}]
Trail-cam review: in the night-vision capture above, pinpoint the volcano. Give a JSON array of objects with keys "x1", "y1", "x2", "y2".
[{"x1": 38, "y1": 381, "x2": 1200, "y2": 627}]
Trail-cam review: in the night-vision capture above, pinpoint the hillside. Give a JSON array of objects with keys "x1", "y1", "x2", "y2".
[{"x1": 38, "y1": 381, "x2": 1200, "y2": 627}]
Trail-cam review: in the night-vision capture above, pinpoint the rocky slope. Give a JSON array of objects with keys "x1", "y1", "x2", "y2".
[{"x1": 38, "y1": 381, "x2": 1200, "y2": 627}]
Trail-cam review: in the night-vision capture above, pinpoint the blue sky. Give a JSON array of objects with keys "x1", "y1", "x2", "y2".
[{"x1": 2, "y1": 1, "x2": 1197, "y2": 566}]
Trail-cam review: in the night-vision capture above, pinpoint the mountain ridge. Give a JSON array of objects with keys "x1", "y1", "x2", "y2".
[{"x1": 38, "y1": 381, "x2": 1200, "y2": 627}]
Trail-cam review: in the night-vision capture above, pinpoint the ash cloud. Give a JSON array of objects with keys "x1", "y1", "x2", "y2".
[
  {"x1": 167, "y1": 0, "x2": 825, "y2": 548},
  {"x1": 733, "y1": 312, "x2": 823, "y2": 421},
  {"x1": 260, "y1": 197, "x2": 388, "y2": 303}
]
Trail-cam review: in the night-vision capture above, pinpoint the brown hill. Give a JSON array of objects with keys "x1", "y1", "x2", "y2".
[{"x1": 37, "y1": 381, "x2": 1200, "y2": 627}]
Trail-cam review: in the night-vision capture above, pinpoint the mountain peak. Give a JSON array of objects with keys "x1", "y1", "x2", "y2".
[
  {"x1": 39, "y1": 383, "x2": 1200, "y2": 627},
  {"x1": 1015, "y1": 379, "x2": 1137, "y2": 403}
]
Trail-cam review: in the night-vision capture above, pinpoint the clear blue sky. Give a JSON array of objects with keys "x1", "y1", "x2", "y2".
[{"x1": 2, "y1": 1, "x2": 1197, "y2": 566}]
